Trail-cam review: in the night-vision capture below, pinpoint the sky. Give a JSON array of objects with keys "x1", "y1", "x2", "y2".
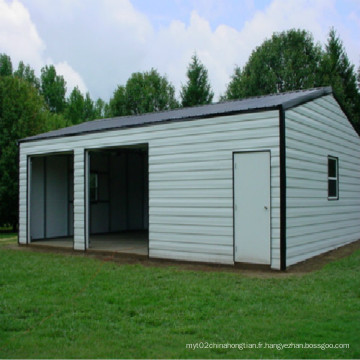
[{"x1": 0, "y1": 0, "x2": 359, "y2": 101}]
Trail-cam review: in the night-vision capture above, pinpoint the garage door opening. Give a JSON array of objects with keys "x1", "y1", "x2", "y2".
[
  {"x1": 87, "y1": 144, "x2": 148, "y2": 255},
  {"x1": 29, "y1": 153, "x2": 74, "y2": 247}
]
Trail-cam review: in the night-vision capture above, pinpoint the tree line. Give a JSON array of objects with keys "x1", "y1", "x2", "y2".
[
  {"x1": 1, "y1": 27, "x2": 360, "y2": 230},
  {"x1": 223, "y1": 28, "x2": 360, "y2": 131}
]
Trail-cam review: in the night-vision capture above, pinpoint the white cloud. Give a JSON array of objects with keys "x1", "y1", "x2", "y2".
[
  {"x1": 0, "y1": 0, "x2": 88, "y2": 96},
  {"x1": 237, "y1": 0, "x2": 360, "y2": 71},
  {"x1": 241, "y1": 0, "x2": 335, "y2": 46},
  {"x1": 54, "y1": 61, "x2": 88, "y2": 95},
  {"x1": 2, "y1": 0, "x2": 359, "y2": 103},
  {"x1": 146, "y1": 0, "x2": 355, "y2": 100},
  {"x1": 0, "y1": 0, "x2": 44, "y2": 68},
  {"x1": 145, "y1": 11, "x2": 248, "y2": 99},
  {"x1": 105, "y1": 0, "x2": 153, "y2": 44}
]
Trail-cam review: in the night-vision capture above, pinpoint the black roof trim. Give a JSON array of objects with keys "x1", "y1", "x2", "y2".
[
  {"x1": 20, "y1": 87, "x2": 333, "y2": 143},
  {"x1": 281, "y1": 86, "x2": 332, "y2": 110}
]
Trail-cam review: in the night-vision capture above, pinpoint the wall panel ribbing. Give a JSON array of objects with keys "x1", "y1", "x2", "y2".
[
  {"x1": 19, "y1": 111, "x2": 281, "y2": 267},
  {"x1": 285, "y1": 95, "x2": 360, "y2": 266},
  {"x1": 73, "y1": 149, "x2": 86, "y2": 250},
  {"x1": 30, "y1": 157, "x2": 45, "y2": 239}
]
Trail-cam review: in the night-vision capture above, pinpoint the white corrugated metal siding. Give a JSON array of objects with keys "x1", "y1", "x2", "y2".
[
  {"x1": 285, "y1": 95, "x2": 360, "y2": 266},
  {"x1": 45, "y1": 156, "x2": 69, "y2": 238},
  {"x1": 74, "y1": 149, "x2": 86, "y2": 250},
  {"x1": 19, "y1": 110, "x2": 281, "y2": 268},
  {"x1": 29, "y1": 157, "x2": 45, "y2": 239},
  {"x1": 18, "y1": 154, "x2": 28, "y2": 245}
]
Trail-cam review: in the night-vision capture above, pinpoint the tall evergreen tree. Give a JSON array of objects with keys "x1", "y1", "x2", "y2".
[
  {"x1": 320, "y1": 28, "x2": 360, "y2": 130},
  {"x1": 65, "y1": 87, "x2": 100, "y2": 124},
  {"x1": 108, "y1": 85, "x2": 127, "y2": 117},
  {"x1": 40, "y1": 65, "x2": 67, "y2": 113},
  {"x1": 65, "y1": 86, "x2": 85, "y2": 125},
  {"x1": 180, "y1": 54, "x2": 214, "y2": 107},
  {"x1": 14, "y1": 61, "x2": 40, "y2": 89},
  {"x1": 0, "y1": 54, "x2": 13, "y2": 76},
  {"x1": 221, "y1": 66, "x2": 244, "y2": 100},
  {"x1": 94, "y1": 98, "x2": 107, "y2": 119},
  {"x1": 83, "y1": 92, "x2": 95, "y2": 121}
]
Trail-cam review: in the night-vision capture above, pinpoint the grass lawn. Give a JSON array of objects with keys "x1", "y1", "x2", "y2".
[
  {"x1": 0, "y1": 233, "x2": 18, "y2": 245},
  {"x1": 0, "y1": 234, "x2": 359, "y2": 359}
]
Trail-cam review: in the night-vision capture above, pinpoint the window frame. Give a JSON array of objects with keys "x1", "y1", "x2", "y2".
[{"x1": 328, "y1": 156, "x2": 339, "y2": 200}]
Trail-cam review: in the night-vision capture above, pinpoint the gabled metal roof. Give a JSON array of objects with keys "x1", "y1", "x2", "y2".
[{"x1": 20, "y1": 87, "x2": 332, "y2": 143}]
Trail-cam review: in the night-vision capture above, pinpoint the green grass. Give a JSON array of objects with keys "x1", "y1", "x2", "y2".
[
  {"x1": 0, "y1": 235, "x2": 359, "y2": 359},
  {"x1": 0, "y1": 225, "x2": 15, "y2": 232},
  {"x1": 0, "y1": 233, "x2": 17, "y2": 245}
]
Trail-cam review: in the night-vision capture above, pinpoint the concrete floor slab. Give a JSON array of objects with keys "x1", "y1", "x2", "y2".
[
  {"x1": 32, "y1": 238, "x2": 73, "y2": 248},
  {"x1": 30, "y1": 231, "x2": 148, "y2": 256},
  {"x1": 89, "y1": 231, "x2": 148, "y2": 255}
]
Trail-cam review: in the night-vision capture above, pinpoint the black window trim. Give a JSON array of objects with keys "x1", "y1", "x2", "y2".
[{"x1": 328, "y1": 155, "x2": 339, "y2": 200}]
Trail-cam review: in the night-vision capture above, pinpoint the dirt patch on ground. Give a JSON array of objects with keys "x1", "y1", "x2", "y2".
[{"x1": 5, "y1": 239, "x2": 360, "y2": 278}]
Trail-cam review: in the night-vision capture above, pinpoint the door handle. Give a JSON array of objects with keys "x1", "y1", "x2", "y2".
[{"x1": 264, "y1": 206, "x2": 268, "y2": 210}]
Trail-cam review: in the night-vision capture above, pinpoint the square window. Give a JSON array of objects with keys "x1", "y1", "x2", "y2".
[{"x1": 328, "y1": 156, "x2": 338, "y2": 199}]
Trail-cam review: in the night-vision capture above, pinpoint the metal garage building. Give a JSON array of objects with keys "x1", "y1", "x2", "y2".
[{"x1": 18, "y1": 87, "x2": 360, "y2": 270}]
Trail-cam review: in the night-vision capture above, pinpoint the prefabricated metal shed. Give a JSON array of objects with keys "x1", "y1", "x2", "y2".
[{"x1": 18, "y1": 87, "x2": 360, "y2": 270}]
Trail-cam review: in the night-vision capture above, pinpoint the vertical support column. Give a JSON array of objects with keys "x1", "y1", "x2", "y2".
[
  {"x1": 279, "y1": 109, "x2": 287, "y2": 270},
  {"x1": 43, "y1": 157, "x2": 47, "y2": 239},
  {"x1": 85, "y1": 151, "x2": 90, "y2": 249},
  {"x1": 73, "y1": 148, "x2": 87, "y2": 251},
  {"x1": 18, "y1": 148, "x2": 29, "y2": 245}
]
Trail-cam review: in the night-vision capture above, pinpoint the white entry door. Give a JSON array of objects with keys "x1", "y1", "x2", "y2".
[{"x1": 234, "y1": 151, "x2": 271, "y2": 264}]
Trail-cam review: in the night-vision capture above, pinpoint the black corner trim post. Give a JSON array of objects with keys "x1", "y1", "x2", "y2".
[{"x1": 279, "y1": 107, "x2": 287, "y2": 270}]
